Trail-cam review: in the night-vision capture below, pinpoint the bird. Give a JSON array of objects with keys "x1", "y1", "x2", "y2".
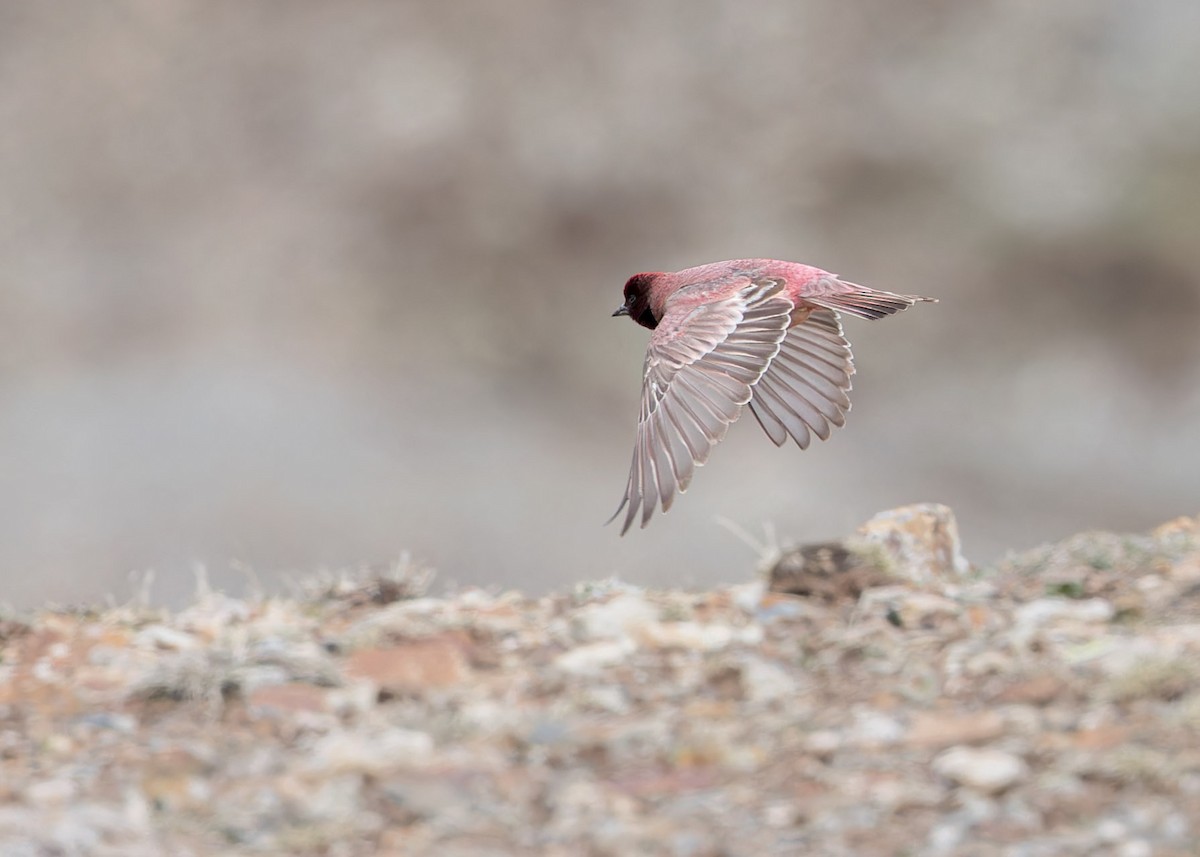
[{"x1": 609, "y1": 258, "x2": 935, "y2": 535}]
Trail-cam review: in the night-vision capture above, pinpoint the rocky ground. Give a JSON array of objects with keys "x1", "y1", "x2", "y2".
[{"x1": 2, "y1": 504, "x2": 1199, "y2": 856}]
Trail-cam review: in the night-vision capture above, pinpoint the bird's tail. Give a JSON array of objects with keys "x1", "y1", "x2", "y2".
[{"x1": 806, "y1": 281, "x2": 937, "y2": 320}]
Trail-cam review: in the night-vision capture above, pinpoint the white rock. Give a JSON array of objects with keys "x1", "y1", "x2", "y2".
[
  {"x1": 805, "y1": 730, "x2": 842, "y2": 756},
  {"x1": 1096, "y1": 818, "x2": 1128, "y2": 842},
  {"x1": 1014, "y1": 597, "x2": 1114, "y2": 628},
  {"x1": 1118, "y1": 842, "x2": 1152, "y2": 857},
  {"x1": 637, "y1": 621, "x2": 733, "y2": 651},
  {"x1": 730, "y1": 580, "x2": 766, "y2": 614},
  {"x1": 933, "y1": 746, "x2": 1028, "y2": 794},
  {"x1": 308, "y1": 728, "x2": 434, "y2": 774},
  {"x1": 580, "y1": 684, "x2": 630, "y2": 714},
  {"x1": 134, "y1": 625, "x2": 199, "y2": 651},
  {"x1": 553, "y1": 638, "x2": 636, "y2": 674},
  {"x1": 23, "y1": 777, "x2": 77, "y2": 806},
  {"x1": 572, "y1": 594, "x2": 658, "y2": 641},
  {"x1": 849, "y1": 710, "x2": 905, "y2": 747},
  {"x1": 737, "y1": 656, "x2": 798, "y2": 704}
]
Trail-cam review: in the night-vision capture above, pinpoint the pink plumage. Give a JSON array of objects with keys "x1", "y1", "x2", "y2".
[{"x1": 610, "y1": 259, "x2": 935, "y2": 534}]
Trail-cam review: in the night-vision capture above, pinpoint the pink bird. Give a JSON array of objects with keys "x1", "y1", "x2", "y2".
[{"x1": 609, "y1": 259, "x2": 935, "y2": 534}]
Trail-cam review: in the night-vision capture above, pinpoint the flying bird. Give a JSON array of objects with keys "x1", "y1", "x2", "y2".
[{"x1": 609, "y1": 258, "x2": 935, "y2": 535}]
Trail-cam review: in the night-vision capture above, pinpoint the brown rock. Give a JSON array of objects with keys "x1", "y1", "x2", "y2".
[
  {"x1": 1151, "y1": 515, "x2": 1199, "y2": 538},
  {"x1": 1070, "y1": 725, "x2": 1132, "y2": 750},
  {"x1": 767, "y1": 541, "x2": 893, "y2": 601},
  {"x1": 247, "y1": 682, "x2": 331, "y2": 715},
  {"x1": 992, "y1": 674, "x2": 1067, "y2": 706},
  {"x1": 906, "y1": 710, "x2": 1006, "y2": 748},
  {"x1": 344, "y1": 637, "x2": 471, "y2": 694},
  {"x1": 856, "y1": 503, "x2": 970, "y2": 587}
]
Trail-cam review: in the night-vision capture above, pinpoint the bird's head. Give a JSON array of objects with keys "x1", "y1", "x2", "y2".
[{"x1": 612, "y1": 273, "x2": 661, "y2": 330}]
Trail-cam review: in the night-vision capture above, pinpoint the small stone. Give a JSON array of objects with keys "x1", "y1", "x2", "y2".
[
  {"x1": 636, "y1": 621, "x2": 754, "y2": 651},
  {"x1": 762, "y1": 800, "x2": 798, "y2": 828},
  {"x1": 767, "y1": 541, "x2": 893, "y2": 601},
  {"x1": 579, "y1": 684, "x2": 630, "y2": 714},
  {"x1": 932, "y1": 746, "x2": 1028, "y2": 794},
  {"x1": 344, "y1": 638, "x2": 471, "y2": 693},
  {"x1": 572, "y1": 593, "x2": 657, "y2": 641},
  {"x1": 889, "y1": 592, "x2": 963, "y2": 629},
  {"x1": 247, "y1": 682, "x2": 330, "y2": 715},
  {"x1": 805, "y1": 730, "x2": 842, "y2": 758},
  {"x1": 308, "y1": 728, "x2": 434, "y2": 774},
  {"x1": 992, "y1": 673, "x2": 1067, "y2": 706},
  {"x1": 1014, "y1": 598, "x2": 1115, "y2": 628},
  {"x1": 856, "y1": 503, "x2": 970, "y2": 587},
  {"x1": 963, "y1": 651, "x2": 1015, "y2": 677},
  {"x1": 1096, "y1": 817, "x2": 1127, "y2": 842},
  {"x1": 906, "y1": 710, "x2": 1006, "y2": 748},
  {"x1": 848, "y1": 710, "x2": 905, "y2": 748},
  {"x1": 23, "y1": 777, "x2": 77, "y2": 806},
  {"x1": 554, "y1": 639, "x2": 636, "y2": 674},
  {"x1": 729, "y1": 580, "x2": 766, "y2": 614},
  {"x1": 134, "y1": 625, "x2": 199, "y2": 651},
  {"x1": 736, "y1": 656, "x2": 799, "y2": 704},
  {"x1": 1118, "y1": 842, "x2": 1152, "y2": 857}
]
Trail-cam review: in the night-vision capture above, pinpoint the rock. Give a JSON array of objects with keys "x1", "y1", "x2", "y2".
[
  {"x1": 635, "y1": 621, "x2": 761, "y2": 651},
  {"x1": 991, "y1": 674, "x2": 1067, "y2": 706},
  {"x1": 860, "y1": 589, "x2": 963, "y2": 630},
  {"x1": 247, "y1": 682, "x2": 331, "y2": 715},
  {"x1": 307, "y1": 728, "x2": 434, "y2": 774},
  {"x1": 906, "y1": 710, "x2": 1006, "y2": 748},
  {"x1": 22, "y1": 777, "x2": 77, "y2": 807},
  {"x1": 856, "y1": 503, "x2": 970, "y2": 588},
  {"x1": 1013, "y1": 598, "x2": 1115, "y2": 629},
  {"x1": 553, "y1": 639, "x2": 636, "y2": 674},
  {"x1": 571, "y1": 592, "x2": 658, "y2": 641},
  {"x1": 848, "y1": 709, "x2": 905, "y2": 748},
  {"x1": 767, "y1": 541, "x2": 893, "y2": 600},
  {"x1": 133, "y1": 625, "x2": 199, "y2": 652},
  {"x1": 343, "y1": 637, "x2": 471, "y2": 693},
  {"x1": 932, "y1": 747, "x2": 1028, "y2": 794},
  {"x1": 736, "y1": 656, "x2": 799, "y2": 704}
]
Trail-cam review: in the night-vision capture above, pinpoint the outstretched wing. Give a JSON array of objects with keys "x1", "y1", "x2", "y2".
[
  {"x1": 611, "y1": 279, "x2": 793, "y2": 534},
  {"x1": 747, "y1": 309, "x2": 854, "y2": 449}
]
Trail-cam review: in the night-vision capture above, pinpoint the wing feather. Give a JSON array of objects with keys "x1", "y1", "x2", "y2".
[
  {"x1": 747, "y1": 309, "x2": 855, "y2": 449},
  {"x1": 611, "y1": 279, "x2": 793, "y2": 533}
]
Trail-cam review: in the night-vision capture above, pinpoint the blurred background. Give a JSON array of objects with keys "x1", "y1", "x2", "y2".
[{"x1": 2, "y1": 1, "x2": 1198, "y2": 607}]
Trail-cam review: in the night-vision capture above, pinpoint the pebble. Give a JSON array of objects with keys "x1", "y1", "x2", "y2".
[
  {"x1": 735, "y1": 656, "x2": 799, "y2": 704},
  {"x1": 933, "y1": 747, "x2": 1029, "y2": 794},
  {"x1": 554, "y1": 639, "x2": 636, "y2": 674},
  {"x1": 572, "y1": 593, "x2": 658, "y2": 641},
  {"x1": 133, "y1": 625, "x2": 198, "y2": 651},
  {"x1": 307, "y1": 728, "x2": 434, "y2": 774},
  {"x1": 1014, "y1": 597, "x2": 1115, "y2": 628}
]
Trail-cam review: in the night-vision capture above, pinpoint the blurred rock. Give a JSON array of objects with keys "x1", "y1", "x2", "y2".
[
  {"x1": 343, "y1": 637, "x2": 471, "y2": 694},
  {"x1": 767, "y1": 541, "x2": 893, "y2": 601},
  {"x1": 571, "y1": 592, "x2": 657, "y2": 641},
  {"x1": 906, "y1": 710, "x2": 1006, "y2": 749},
  {"x1": 857, "y1": 503, "x2": 971, "y2": 588},
  {"x1": 932, "y1": 747, "x2": 1029, "y2": 794}
]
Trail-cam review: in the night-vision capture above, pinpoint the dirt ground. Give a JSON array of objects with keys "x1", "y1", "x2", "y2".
[{"x1": 2, "y1": 504, "x2": 1199, "y2": 856}]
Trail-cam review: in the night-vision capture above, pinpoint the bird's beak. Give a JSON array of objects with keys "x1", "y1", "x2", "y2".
[{"x1": 612, "y1": 305, "x2": 631, "y2": 318}]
